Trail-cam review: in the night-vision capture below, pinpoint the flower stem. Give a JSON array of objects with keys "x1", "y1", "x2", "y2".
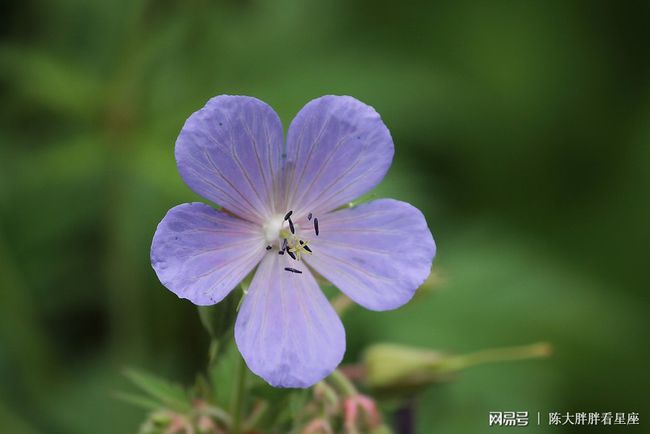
[
  {"x1": 440, "y1": 342, "x2": 552, "y2": 373},
  {"x1": 231, "y1": 353, "x2": 248, "y2": 434},
  {"x1": 327, "y1": 369, "x2": 358, "y2": 397}
]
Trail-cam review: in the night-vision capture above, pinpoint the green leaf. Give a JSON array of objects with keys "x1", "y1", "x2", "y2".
[
  {"x1": 244, "y1": 387, "x2": 306, "y2": 433},
  {"x1": 210, "y1": 343, "x2": 239, "y2": 409},
  {"x1": 0, "y1": 47, "x2": 102, "y2": 117},
  {"x1": 123, "y1": 368, "x2": 190, "y2": 412},
  {"x1": 288, "y1": 389, "x2": 310, "y2": 427},
  {"x1": 113, "y1": 391, "x2": 162, "y2": 411},
  {"x1": 197, "y1": 289, "x2": 239, "y2": 341}
]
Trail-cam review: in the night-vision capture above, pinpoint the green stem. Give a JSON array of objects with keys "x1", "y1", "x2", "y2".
[
  {"x1": 327, "y1": 369, "x2": 358, "y2": 397},
  {"x1": 231, "y1": 353, "x2": 248, "y2": 434},
  {"x1": 207, "y1": 338, "x2": 219, "y2": 369},
  {"x1": 440, "y1": 342, "x2": 552, "y2": 373},
  {"x1": 243, "y1": 400, "x2": 268, "y2": 432}
]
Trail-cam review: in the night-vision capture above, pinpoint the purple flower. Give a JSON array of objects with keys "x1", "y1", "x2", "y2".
[{"x1": 151, "y1": 95, "x2": 436, "y2": 388}]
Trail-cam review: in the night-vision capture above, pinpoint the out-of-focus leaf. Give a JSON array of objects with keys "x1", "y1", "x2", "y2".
[
  {"x1": 209, "y1": 343, "x2": 238, "y2": 409},
  {"x1": 246, "y1": 380, "x2": 300, "y2": 431},
  {"x1": 197, "y1": 289, "x2": 239, "y2": 342},
  {"x1": 288, "y1": 389, "x2": 310, "y2": 426},
  {"x1": 0, "y1": 47, "x2": 103, "y2": 118},
  {"x1": 113, "y1": 391, "x2": 162, "y2": 411},
  {"x1": 123, "y1": 368, "x2": 190, "y2": 412},
  {"x1": 0, "y1": 399, "x2": 39, "y2": 434},
  {"x1": 198, "y1": 289, "x2": 241, "y2": 369}
]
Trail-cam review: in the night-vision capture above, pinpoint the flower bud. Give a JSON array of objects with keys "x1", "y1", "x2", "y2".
[
  {"x1": 343, "y1": 394, "x2": 382, "y2": 433},
  {"x1": 302, "y1": 418, "x2": 333, "y2": 434},
  {"x1": 314, "y1": 381, "x2": 340, "y2": 415},
  {"x1": 197, "y1": 415, "x2": 218, "y2": 433},
  {"x1": 363, "y1": 344, "x2": 447, "y2": 391},
  {"x1": 364, "y1": 342, "x2": 552, "y2": 393}
]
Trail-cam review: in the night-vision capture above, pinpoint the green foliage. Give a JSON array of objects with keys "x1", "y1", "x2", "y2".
[
  {"x1": 198, "y1": 289, "x2": 241, "y2": 363},
  {"x1": 209, "y1": 342, "x2": 239, "y2": 411},
  {"x1": 123, "y1": 369, "x2": 192, "y2": 412},
  {"x1": 114, "y1": 392, "x2": 162, "y2": 412}
]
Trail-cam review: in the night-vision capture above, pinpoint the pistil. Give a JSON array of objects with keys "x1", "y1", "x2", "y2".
[{"x1": 266, "y1": 210, "x2": 321, "y2": 273}]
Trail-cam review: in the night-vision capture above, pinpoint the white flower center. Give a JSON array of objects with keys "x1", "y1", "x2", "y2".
[
  {"x1": 263, "y1": 214, "x2": 285, "y2": 243},
  {"x1": 262, "y1": 210, "x2": 319, "y2": 271}
]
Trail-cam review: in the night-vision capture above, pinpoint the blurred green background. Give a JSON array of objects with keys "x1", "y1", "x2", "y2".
[{"x1": 1, "y1": 0, "x2": 649, "y2": 432}]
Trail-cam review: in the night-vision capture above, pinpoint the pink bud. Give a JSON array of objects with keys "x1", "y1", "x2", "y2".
[
  {"x1": 302, "y1": 418, "x2": 334, "y2": 434},
  {"x1": 343, "y1": 394, "x2": 382, "y2": 433}
]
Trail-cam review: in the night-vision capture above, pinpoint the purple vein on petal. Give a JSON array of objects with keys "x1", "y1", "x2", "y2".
[
  {"x1": 291, "y1": 132, "x2": 354, "y2": 210},
  {"x1": 286, "y1": 115, "x2": 333, "y2": 208}
]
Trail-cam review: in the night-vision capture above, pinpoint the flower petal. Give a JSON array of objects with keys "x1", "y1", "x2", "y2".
[
  {"x1": 283, "y1": 96, "x2": 394, "y2": 216},
  {"x1": 176, "y1": 95, "x2": 285, "y2": 223},
  {"x1": 235, "y1": 253, "x2": 345, "y2": 388},
  {"x1": 304, "y1": 199, "x2": 436, "y2": 311},
  {"x1": 151, "y1": 203, "x2": 265, "y2": 306}
]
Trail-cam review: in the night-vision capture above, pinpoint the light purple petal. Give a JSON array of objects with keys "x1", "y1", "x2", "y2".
[
  {"x1": 282, "y1": 96, "x2": 394, "y2": 216},
  {"x1": 235, "y1": 253, "x2": 345, "y2": 388},
  {"x1": 176, "y1": 95, "x2": 284, "y2": 223},
  {"x1": 304, "y1": 199, "x2": 435, "y2": 311},
  {"x1": 151, "y1": 203, "x2": 265, "y2": 306}
]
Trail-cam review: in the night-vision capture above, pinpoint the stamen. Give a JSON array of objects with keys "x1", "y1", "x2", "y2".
[
  {"x1": 288, "y1": 218, "x2": 295, "y2": 234},
  {"x1": 284, "y1": 210, "x2": 293, "y2": 221},
  {"x1": 287, "y1": 250, "x2": 297, "y2": 260},
  {"x1": 281, "y1": 238, "x2": 288, "y2": 252},
  {"x1": 304, "y1": 245, "x2": 312, "y2": 253},
  {"x1": 284, "y1": 267, "x2": 302, "y2": 274},
  {"x1": 278, "y1": 251, "x2": 285, "y2": 255},
  {"x1": 314, "y1": 218, "x2": 319, "y2": 236},
  {"x1": 307, "y1": 212, "x2": 313, "y2": 220},
  {"x1": 265, "y1": 245, "x2": 272, "y2": 250}
]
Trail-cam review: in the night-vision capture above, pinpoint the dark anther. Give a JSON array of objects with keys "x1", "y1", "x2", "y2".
[
  {"x1": 278, "y1": 251, "x2": 285, "y2": 255},
  {"x1": 307, "y1": 212, "x2": 313, "y2": 220},
  {"x1": 284, "y1": 210, "x2": 293, "y2": 221},
  {"x1": 266, "y1": 245, "x2": 272, "y2": 250},
  {"x1": 287, "y1": 251, "x2": 297, "y2": 260},
  {"x1": 314, "y1": 218, "x2": 319, "y2": 236},
  {"x1": 281, "y1": 239, "x2": 288, "y2": 251},
  {"x1": 299, "y1": 240, "x2": 304, "y2": 245},
  {"x1": 304, "y1": 245, "x2": 312, "y2": 253},
  {"x1": 284, "y1": 267, "x2": 302, "y2": 274},
  {"x1": 288, "y1": 218, "x2": 295, "y2": 234}
]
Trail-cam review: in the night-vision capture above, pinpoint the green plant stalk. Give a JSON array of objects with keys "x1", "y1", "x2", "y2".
[
  {"x1": 439, "y1": 342, "x2": 552, "y2": 373},
  {"x1": 243, "y1": 400, "x2": 269, "y2": 432},
  {"x1": 327, "y1": 369, "x2": 358, "y2": 397},
  {"x1": 231, "y1": 353, "x2": 248, "y2": 434}
]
